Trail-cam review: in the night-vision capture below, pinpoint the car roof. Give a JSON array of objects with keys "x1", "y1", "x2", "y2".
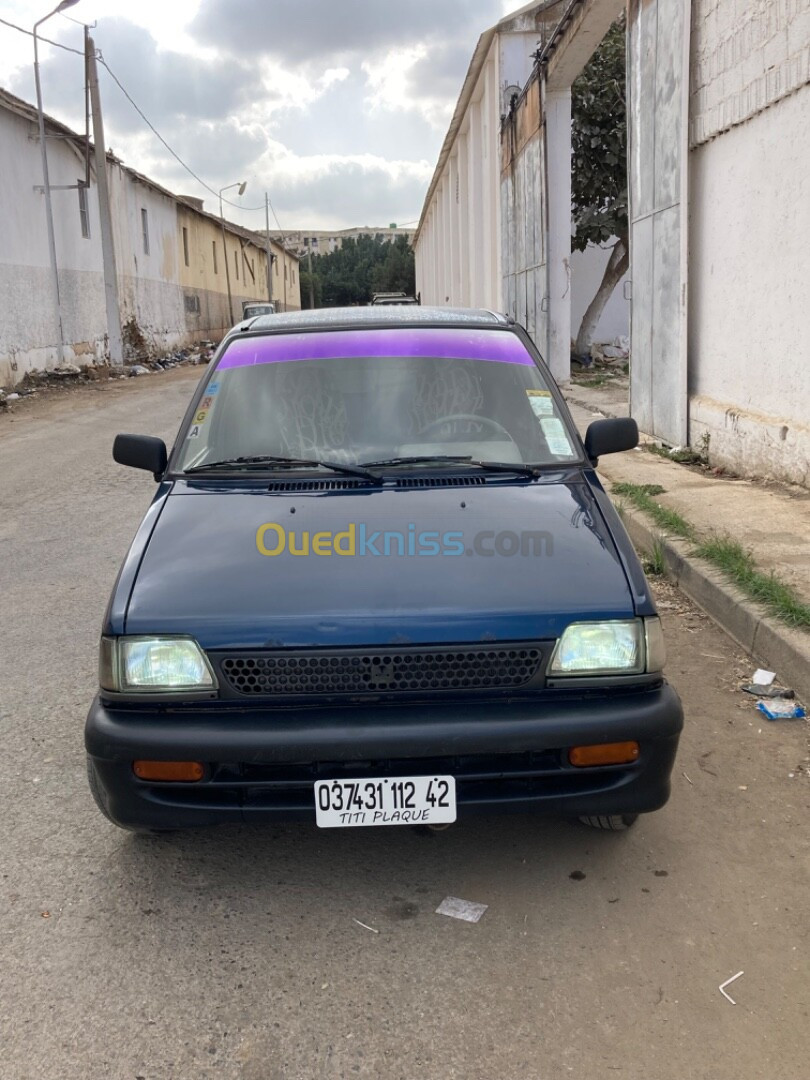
[{"x1": 244, "y1": 305, "x2": 511, "y2": 333}]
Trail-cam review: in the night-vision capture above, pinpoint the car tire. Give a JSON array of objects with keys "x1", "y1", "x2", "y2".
[
  {"x1": 86, "y1": 757, "x2": 172, "y2": 835},
  {"x1": 579, "y1": 814, "x2": 638, "y2": 831}
]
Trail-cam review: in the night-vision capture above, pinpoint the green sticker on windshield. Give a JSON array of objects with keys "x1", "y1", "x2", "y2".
[
  {"x1": 540, "y1": 417, "x2": 573, "y2": 457},
  {"x1": 526, "y1": 389, "x2": 554, "y2": 417}
]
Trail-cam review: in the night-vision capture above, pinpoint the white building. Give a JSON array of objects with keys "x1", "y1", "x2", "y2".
[
  {"x1": 416, "y1": 0, "x2": 810, "y2": 486},
  {"x1": 0, "y1": 88, "x2": 300, "y2": 387},
  {"x1": 267, "y1": 226, "x2": 415, "y2": 258},
  {"x1": 414, "y1": 1, "x2": 627, "y2": 370}
]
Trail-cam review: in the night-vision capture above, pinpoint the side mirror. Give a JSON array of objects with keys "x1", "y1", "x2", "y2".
[
  {"x1": 584, "y1": 418, "x2": 639, "y2": 464},
  {"x1": 113, "y1": 434, "x2": 167, "y2": 479}
]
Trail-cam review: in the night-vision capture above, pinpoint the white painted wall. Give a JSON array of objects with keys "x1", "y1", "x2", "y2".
[
  {"x1": 415, "y1": 23, "x2": 542, "y2": 312},
  {"x1": 570, "y1": 242, "x2": 629, "y2": 345},
  {"x1": 0, "y1": 96, "x2": 290, "y2": 386},
  {"x1": 688, "y1": 82, "x2": 810, "y2": 486},
  {"x1": 683, "y1": 0, "x2": 810, "y2": 485},
  {"x1": 0, "y1": 106, "x2": 107, "y2": 380}
]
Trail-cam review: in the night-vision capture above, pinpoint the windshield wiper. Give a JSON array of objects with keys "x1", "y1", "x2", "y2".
[
  {"x1": 184, "y1": 455, "x2": 380, "y2": 480},
  {"x1": 359, "y1": 454, "x2": 542, "y2": 477}
]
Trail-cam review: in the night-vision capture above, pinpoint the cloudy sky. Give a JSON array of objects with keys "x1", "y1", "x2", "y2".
[{"x1": 0, "y1": 0, "x2": 519, "y2": 230}]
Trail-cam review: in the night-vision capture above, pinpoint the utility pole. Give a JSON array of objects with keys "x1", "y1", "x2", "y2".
[
  {"x1": 219, "y1": 181, "x2": 245, "y2": 325},
  {"x1": 307, "y1": 237, "x2": 315, "y2": 309},
  {"x1": 86, "y1": 33, "x2": 123, "y2": 365},
  {"x1": 33, "y1": 3, "x2": 77, "y2": 366},
  {"x1": 264, "y1": 193, "x2": 273, "y2": 305}
]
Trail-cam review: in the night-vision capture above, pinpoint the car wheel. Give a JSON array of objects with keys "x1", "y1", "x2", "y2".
[
  {"x1": 86, "y1": 757, "x2": 173, "y2": 835},
  {"x1": 579, "y1": 814, "x2": 638, "y2": 831}
]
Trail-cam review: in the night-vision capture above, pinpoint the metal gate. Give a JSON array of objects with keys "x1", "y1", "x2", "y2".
[{"x1": 627, "y1": 0, "x2": 690, "y2": 445}]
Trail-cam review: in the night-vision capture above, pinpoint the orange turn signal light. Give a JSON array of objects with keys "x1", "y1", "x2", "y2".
[
  {"x1": 133, "y1": 760, "x2": 204, "y2": 782},
  {"x1": 569, "y1": 742, "x2": 640, "y2": 768}
]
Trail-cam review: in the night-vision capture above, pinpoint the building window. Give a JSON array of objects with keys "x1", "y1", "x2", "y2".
[
  {"x1": 284, "y1": 263, "x2": 288, "y2": 281},
  {"x1": 212, "y1": 240, "x2": 218, "y2": 274},
  {"x1": 141, "y1": 208, "x2": 149, "y2": 255},
  {"x1": 182, "y1": 226, "x2": 189, "y2": 267},
  {"x1": 292, "y1": 267, "x2": 296, "y2": 284},
  {"x1": 78, "y1": 183, "x2": 90, "y2": 239},
  {"x1": 234, "y1": 249, "x2": 239, "y2": 280},
  {"x1": 275, "y1": 257, "x2": 279, "y2": 277}
]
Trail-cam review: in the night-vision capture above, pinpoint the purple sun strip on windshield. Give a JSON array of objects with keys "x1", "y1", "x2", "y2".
[{"x1": 217, "y1": 328, "x2": 535, "y2": 370}]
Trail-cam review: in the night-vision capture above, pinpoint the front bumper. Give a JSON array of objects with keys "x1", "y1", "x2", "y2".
[{"x1": 85, "y1": 684, "x2": 683, "y2": 830}]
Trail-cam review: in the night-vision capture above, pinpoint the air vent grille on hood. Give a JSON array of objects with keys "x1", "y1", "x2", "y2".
[
  {"x1": 266, "y1": 478, "x2": 368, "y2": 492},
  {"x1": 395, "y1": 475, "x2": 486, "y2": 488}
]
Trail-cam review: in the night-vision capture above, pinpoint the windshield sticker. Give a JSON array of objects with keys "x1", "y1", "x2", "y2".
[
  {"x1": 187, "y1": 394, "x2": 216, "y2": 439},
  {"x1": 526, "y1": 389, "x2": 554, "y2": 417},
  {"x1": 217, "y1": 328, "x2": 536, "y2": 370},
  {"x1": 540, "y1": 417, "x2": 574, "y2": 457}
]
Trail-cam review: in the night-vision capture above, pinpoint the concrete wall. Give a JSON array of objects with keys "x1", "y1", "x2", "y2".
[
  {"x1": 684, "y1": 0, "x2": 810, "y2": 484},
  {"x1": 0, "y1": 96, "x2": 299, "y2": 386},
  {"x1": 0, "y1": 106, "x2": 107, "y2": 380},
  {"x1": 415, "y1": 39, "x2": 505, "y2": 309},
  {"x1": 688, "y1": 82, "x2": 810, "y2": 485},
  {"x1": 414, "y1": 6, "x2": 562, "y2": 311},
  {"x1": 500, "y1": 73, "x2": 628, "y2": 369}
]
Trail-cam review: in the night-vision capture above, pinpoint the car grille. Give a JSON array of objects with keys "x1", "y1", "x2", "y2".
[{"x1": 217, "y1": 643, "x2": 546, "y2": 697}]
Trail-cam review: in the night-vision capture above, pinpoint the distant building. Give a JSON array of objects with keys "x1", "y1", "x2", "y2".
[
  {"x1": 0, "y1": 88, "x2": 301, "y2": 385},
  {"x1": 266, "y1": 226, "x2": 415, "y2": 258}
]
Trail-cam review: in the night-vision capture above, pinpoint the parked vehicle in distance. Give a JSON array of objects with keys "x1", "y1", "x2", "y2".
[
  {"x1": 371, "y1": 291, "x2": 419, "y2": 305},
  {"x1": 86, "y1": 306, "x2": 683, "y2": 834},
  {"x1": 241, "y1": 301, "x2": 276, "y2": 319}
]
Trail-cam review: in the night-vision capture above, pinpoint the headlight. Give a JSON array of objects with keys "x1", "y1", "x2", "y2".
[
  {"x1": 549, "y1": 620, "x2": 644, "y2": 675},
  {"x1": 99, "y1": 636, "x2": 216, "y2": 692}
]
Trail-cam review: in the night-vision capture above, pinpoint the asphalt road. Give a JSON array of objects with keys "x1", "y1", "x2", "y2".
[{"x1": 0, "y1": 370, "x2": 807, "y2": 1080}]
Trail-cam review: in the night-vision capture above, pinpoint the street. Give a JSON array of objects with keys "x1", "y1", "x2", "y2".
[{"x1": 0, "y1": 370, "x2": 807, "y2": 1080}]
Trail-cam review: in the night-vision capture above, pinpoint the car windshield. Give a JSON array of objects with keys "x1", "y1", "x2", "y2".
[{"x1": 175, "y1": 327, "x2": 581, "y2": 472}]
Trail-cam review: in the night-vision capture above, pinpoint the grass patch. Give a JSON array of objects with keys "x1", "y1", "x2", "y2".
[
  {"x1": 611, "y1": 482, "x2": 810, "y2": 630},
  {"x1": 611, "y1": 482, "x2": 694, "y2": 540},
  {"x1": 644, "y1": 540, "x2": 667, "y2": 577},
  {"x1": 695, "y1": 536, "x2": 810, "y2": 629},
  {"x1": 574, "y1": 374, "x2": 609, "y2": 388}
]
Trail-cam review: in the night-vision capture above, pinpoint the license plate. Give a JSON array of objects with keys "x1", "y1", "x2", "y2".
[{"x1": 314, "y1": 775, "x2": 456, "y2": 828}]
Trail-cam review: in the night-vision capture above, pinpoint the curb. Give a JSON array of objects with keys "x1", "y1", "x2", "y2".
[
  {"x1": 563, "y1": 392, "x2": 625, "y2": 420},
  {"x1": 616, "y1": 502, "x2": 810, "y2": 704}
]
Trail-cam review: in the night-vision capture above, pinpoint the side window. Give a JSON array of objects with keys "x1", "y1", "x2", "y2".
[
  {"x1": 78, "y1": 183, "x2": 90, "y2": 239},
  {"x1": 182, "y1": 226, "x2": 189, "y2": 267},
  {"x1": 141, "y1": 208, "x2": 149, "y2": 255}
]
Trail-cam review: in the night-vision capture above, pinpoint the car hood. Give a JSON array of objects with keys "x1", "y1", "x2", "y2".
[{"x1": 125, "y1": 478, "x2": 636, "y2": 648}]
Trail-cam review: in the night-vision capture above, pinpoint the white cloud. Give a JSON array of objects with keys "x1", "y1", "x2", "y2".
[{"x1": 0, "y1": 0, "x2": 508, "y2": 228}]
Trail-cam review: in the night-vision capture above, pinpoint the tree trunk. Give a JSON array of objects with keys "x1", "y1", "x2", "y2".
[{"x1": 574, "y1": 237, "x2": 629, "y2": 357}]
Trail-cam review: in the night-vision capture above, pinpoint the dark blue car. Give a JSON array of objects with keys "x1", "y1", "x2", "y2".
[{"x1": 86, "y1": 307, "x2": 682, "y2": 833}]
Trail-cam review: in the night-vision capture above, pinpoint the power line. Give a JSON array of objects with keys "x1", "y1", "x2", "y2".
[
  {"x1": 0, "y1": 16, "x2": 271, "y2": 217},
  {"x1": 0, "y1": 15, "x2": 85, "y2": 56},
  {"x1": 96, "y1": 52, "x2": 267, "y2": 213}
]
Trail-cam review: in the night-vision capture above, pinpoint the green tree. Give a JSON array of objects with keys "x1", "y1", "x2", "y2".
[
  {"x1": 571, "y1": 15, "x2": 628, "y2": 357},
  {"x1": 307, "y1": 234, "x2": 415, "y2": 307}
]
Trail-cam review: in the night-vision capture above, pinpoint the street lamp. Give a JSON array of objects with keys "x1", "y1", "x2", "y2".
[
  {"x1": 34, "y1": 0, "x2": 81, "y2": 367},
  {"x1": 219, "y1": 181, "x2": 246, "y2": 325}
]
